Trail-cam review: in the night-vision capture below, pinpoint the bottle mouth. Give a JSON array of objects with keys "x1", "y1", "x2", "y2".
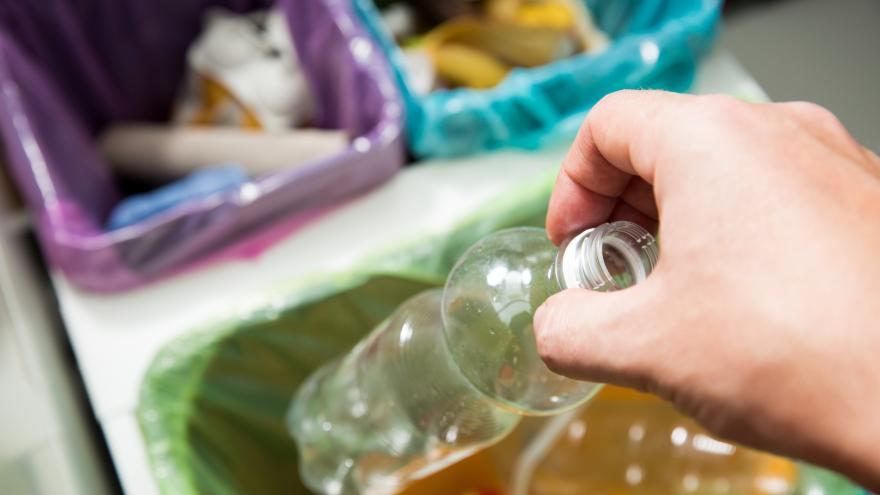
[{"x1": 556, "y1": 221, "x2": 658, "y2": 291}]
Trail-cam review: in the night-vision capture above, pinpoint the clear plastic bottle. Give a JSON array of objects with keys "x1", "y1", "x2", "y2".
[{"x1": 288, "y1": 221, "x2": 659, "y2": 495}]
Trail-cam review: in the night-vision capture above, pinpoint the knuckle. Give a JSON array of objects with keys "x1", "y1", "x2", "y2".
[
  {"x1": 680, "y1": 94, "x2": 755, "y2": 141},
  {"x1": 781, "y1": 101, "x2": 858, "y2": 150},
  {"x1": 696, "y1": 94, "x2": 750, "y2": 123},
  {"x1": 598, "y1": 88, "x2": 638, "y2": 105},
  {"x1": 533, "y1": 299, "x2": 568, "y2": 369},
  {"x1": 785, "y1": 101, "x2": 836, "y2": 122},
  {"x1": 533, "y1": 313, "x2": 557, "y2": 359},
  {"x1": 701, "y1": 93, "x2": 744, "y2": 110},
  {"x1": 590, "y1": 89, "x2": 651, "y2": 117},
  {"x1": 784, "y1": 101, "x2": 850, "y2": 136},
  {"x1": 541, "y1": 353, "x2": 567, "y2": 376},
  {"x1": 588, "y1": 90, "x2": 628, "y2": 120},
  {"x1": 535, "y1": 336, "x2": 565, "y2": 374}
]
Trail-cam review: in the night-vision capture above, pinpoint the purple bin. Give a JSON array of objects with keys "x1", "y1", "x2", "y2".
[{"x1": 0, "y1": 0, "x2": 404, "y2": 292}]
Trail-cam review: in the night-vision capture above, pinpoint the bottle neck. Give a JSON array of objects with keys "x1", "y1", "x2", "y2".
[{"x1": 552, "y1": 221, "x2": 659, "y2": 292}]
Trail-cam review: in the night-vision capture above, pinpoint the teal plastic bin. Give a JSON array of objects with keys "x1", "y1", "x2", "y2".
[{"x1": 353, "y1": 0, "x2": 723, "y2": 158}]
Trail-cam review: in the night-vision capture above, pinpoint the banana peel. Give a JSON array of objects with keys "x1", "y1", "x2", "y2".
[
  {"x1": 424, "y1": 18, "x2": 576, "y2": 68},
  {"x1": 430, "y1": 43, "x2": 510, "y2": 89},
  {"x1": 485, "y1": 0, "x2": 609, "y2": 52},
  {"x1": 486, "y1": 0, "x2": 576, "y2": 30},
  {"x1": 419, "y1": 0, "x2": 609, "y2": 89}
]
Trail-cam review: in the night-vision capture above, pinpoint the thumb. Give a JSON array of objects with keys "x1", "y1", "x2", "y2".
[{"x1": 533, "y1": 280, "x2": 672, "y2": 392}]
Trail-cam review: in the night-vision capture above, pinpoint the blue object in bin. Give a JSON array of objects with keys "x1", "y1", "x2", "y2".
[
  {"x1": 107, "y1": 165, "x2": 249, "y2": 231},
  {"x1": 354, "y1": 0, "x2": 723, "y2": 158}
]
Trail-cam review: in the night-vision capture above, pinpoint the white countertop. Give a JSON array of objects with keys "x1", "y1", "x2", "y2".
[{"x1": 52, "y1": 49, "x2": 767, "y2": 495}]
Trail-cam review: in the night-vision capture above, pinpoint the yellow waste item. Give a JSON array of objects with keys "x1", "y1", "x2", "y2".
[
  {"x1": 419, "y1": 0, "x2": 610, "y2": 89},
  {"x1": 431, "y1": 43, "x2": 511, "y2": 89},
  {"x1": 516, "y1": 3, "x2": 576, "y2": 29},
  {"x1": 185, "y1": 75, "x2": 263, "y2": 130},
  {"x1": 424, "y1": 18, "x2": 577, "y2": 68},
  {"x1": 485, "y1": 0, "x2": 577, "y2": 30}
]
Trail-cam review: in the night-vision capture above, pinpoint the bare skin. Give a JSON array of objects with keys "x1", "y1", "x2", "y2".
[{"x1": 533, "y1": 90, "x2": 880, "y2": 491}]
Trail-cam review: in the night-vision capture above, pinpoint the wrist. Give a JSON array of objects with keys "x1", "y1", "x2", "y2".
[
  {"x1": 840, "y1": 408, "x2": 880, "y2": 492},
  {"x1": 817, "y1": 372, "x2": 880, "y2": 492}
]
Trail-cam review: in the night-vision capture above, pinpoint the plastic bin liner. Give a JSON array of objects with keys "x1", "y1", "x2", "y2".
[
  {"x1": 0, "y1": 0, "x2": 404, "y2": 292},
  {"x1": 136, "y1": 169, "x2": 863, "y2": 495},
  {"x1": 353, "y1": 0, "x2": 722, "y2": 158}
]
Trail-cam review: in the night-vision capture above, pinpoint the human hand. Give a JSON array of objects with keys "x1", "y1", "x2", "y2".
[{"x1": 534, "y1": 90, "x2": 880, "y2": 490}]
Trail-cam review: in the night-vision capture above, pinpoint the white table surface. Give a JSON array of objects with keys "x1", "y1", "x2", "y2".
[{"x1": 52, "y1": 49, "x2": 767, "y2": 495}]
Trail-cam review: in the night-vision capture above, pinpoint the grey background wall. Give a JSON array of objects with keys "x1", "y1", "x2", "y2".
[{"x1": 723, "y1": 0, "x2": 880, "y2": 151}]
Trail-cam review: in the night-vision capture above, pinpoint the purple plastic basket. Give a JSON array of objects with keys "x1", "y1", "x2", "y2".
[{"x1": 0, "y1": 0, "x2": 404, "y2": 292}]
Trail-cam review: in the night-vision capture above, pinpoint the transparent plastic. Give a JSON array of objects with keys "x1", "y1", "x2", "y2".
[
  {"x1": 289, "y1": 290, "x2": 520, "y2": 494},
  {"x1": 443, "y1": 222, "x2": 658, "y2": 413},
  {"x1": 288, "y1": 221, "x2": 659, "y2": 494}
]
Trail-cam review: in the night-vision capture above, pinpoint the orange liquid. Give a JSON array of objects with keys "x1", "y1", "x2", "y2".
[
  {"x1": 527, "y1": 387, "x2": 797, "y2": 495},
  {"x1": 396, "y1": 449, "x2": 504, "y2": 495},
  {"x1": 396, "y1": 387, "x2": 798, "y2": 495}
]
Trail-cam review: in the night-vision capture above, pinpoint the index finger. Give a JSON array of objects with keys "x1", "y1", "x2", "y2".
[{"x1": 546, "y1": 90, "x2": 693, "y2": 244}]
